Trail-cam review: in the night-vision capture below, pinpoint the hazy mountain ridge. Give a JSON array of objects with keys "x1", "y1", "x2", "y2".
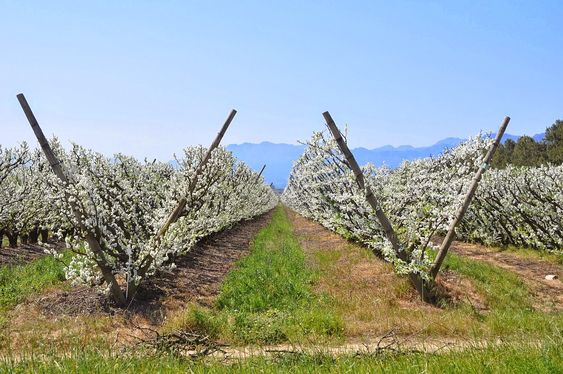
[{"x1": 226, "y1": 133, "x2": 544, "y2": 188}]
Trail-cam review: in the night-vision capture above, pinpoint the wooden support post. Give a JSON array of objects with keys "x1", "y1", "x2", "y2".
[
  {"x1": 17, "y1": 93, "x2": 126, "y2": 305},
  {"x1": 136, "y1": 109, "x2": 238, "y2": 283},
  {"x1": 156, "y1": 109, "x2": 237, "y2": 239},
  {"x1": 323, "y1": 111, "x2": 431, "y2": 299},
  {"x1": 256, "y1": 164, "x2": 266, "y2": 182},
  {"x1": 429, "y1": 116, "x2": 510, "y2": 280},
  {"x1": 322, "y1": 111, "x2": 403, "y2": 256}
]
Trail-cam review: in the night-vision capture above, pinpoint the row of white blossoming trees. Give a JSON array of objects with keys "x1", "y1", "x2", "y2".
[
  {"x1": 0, "y1": 94, "x2": 277, "y2": 306},
  {"x1": 282, "y1": 112, "x2": 562, "y2": 300},
  {"x1": 0, "y1": 144, "x2": 65, "y2": 247}
]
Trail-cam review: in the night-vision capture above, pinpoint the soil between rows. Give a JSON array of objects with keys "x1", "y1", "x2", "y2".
[
  {"x1": 12, "y1": 210, "x2": 275, "y2": 327},
  {"x1": 0, "y1": 241, "x2": 64, "y2": 266}
]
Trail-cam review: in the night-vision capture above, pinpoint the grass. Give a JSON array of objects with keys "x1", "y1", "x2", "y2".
[
  {"x1": 0, "y1": 209, "x2": 561, "y2": 371},
  {"x1": 287, "y1": 209, "x2": 563, "y2": 341},
  {"x1": 0, "y1": 250, "x2": 74, "y2": 352},
  {"x1": 163, "y1": 206, "x2": 343, "y2": 344},
  {"x1": 442, "y1": 252, "x2": 563, "y2": 338},
  {"x1": 1, "y1": 342, "x2": 561, "y2": 373},
  {"x1": 494, "y1": 245, "x2": 563, "y2": 265},
  {"x1": 0, "y1": 251, "x2": 71, "y2": 325},
  {"x1": 288, "y1": 210, "x2": 481, "y2": 339}
]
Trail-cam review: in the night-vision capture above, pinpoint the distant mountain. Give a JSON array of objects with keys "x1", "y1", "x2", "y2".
[
  {"x1": 532, "y1": 133, "x2": 544, "y2": 142},
  {"x1": 226, "y1": 133, "x2": 544, "y2": 188},
  {"x1": 226, "y1": 142, "x2": 305, "y2": 188}
]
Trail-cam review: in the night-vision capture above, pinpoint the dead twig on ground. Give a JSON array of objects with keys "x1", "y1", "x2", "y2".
[{"x1": 135, "y1": 329, "x2": 227, "y2": 358}]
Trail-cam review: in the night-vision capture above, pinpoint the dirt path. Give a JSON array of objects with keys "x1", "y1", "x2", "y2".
[
  {"x1": 208, "y1": 337, "x2": 514, "y2": 359},
  {"x1": 447, "y1": 240, "x2": 562, "y2": 311},
  {"x1": 145, "y1": 209, "x2": 275, "y2": 313}
]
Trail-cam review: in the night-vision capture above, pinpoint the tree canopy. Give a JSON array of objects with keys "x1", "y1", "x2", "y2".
[{"x1": 492, "y1": 119, "x2": 562, "y2": 168}]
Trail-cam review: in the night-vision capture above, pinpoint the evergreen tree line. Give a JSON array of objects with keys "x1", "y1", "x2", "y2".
[{"x1": 492, "y1": 120, "x2": 563, "y2": 168}]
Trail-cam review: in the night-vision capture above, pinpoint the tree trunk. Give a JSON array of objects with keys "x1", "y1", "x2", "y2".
[
  {"x1": 155, "y1": 109, "x2": 237, "y2": 240},
  {"x1": 139, "y1": 109, "x2": 238, "y2": 285},
  {"x1": 323, "y1": 111, "x2": 403, "y2": 253},
  {"x1": 21, "y1": 234, "x2": 29, "y2": 245},
  {"x1": 0, "y1": 229, "x2": 4, "y2": 249},
  {"x1": 29, "y1": 226, "x2": 39, "y2": 244},
  {"x1": 322, "y1": 111, "x2": 436, "y2": 299},
  {"x1": 126, "y1": 277, "x2": 138, "y2": 304},
  {"x1": 7, "y1": 232, "x2": 18, "y2": 248},
  {"x1": 323, "y1": 110, "x2": 500, "y2": 302},
  {"x1": 40, "y1": 229, "x2": 49, "y2": 243}
]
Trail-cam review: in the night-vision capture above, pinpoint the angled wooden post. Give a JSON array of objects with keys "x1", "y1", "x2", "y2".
[
  {"x1": 322, "y1": 111, "x2": 403, "y2": 256},
  {"x1": 255, "y1": 164, "x2": 266, "y2": 182},
  {"x1": 323, "y1": 111, "x2": 432, "y2": 299},
  {"x1": 17, "y1": 93, "x2": 126, "y2": 305},
  {"x1": 134, "y1": 109, "x2": 238, "y2": 283},
  {"x1": 430, "y1": 116, "x2": 510, "y2": 279},
  {"x1": 156, "y1": 109, "x2": 237, "y2": 239}
]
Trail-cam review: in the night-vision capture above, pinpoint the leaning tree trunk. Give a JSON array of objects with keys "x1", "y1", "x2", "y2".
[
  {"x1": 0, "y1": 229, "x2": 4, "y2": 249},
  {"x1": 322, "y1": 111, "x2": 509, "y2": 302},
  {"x1": 429, "y1": 116, "x2": 510, "y2": 280},
  {"x1": 132, "y1": 109, "x2": 237, "y2": 302}
]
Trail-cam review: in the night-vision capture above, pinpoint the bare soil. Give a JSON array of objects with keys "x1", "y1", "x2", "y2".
[
  {"x1": 23, "y1": 210, "x2": 275, "y2": 322},
  {"x1": 0, "y1": 241, "x2": 64, "y2": 266}
]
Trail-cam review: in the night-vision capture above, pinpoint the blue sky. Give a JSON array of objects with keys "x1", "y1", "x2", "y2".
[{"x1": 1, "y1": 1, "x2": 562, "y2": 160}]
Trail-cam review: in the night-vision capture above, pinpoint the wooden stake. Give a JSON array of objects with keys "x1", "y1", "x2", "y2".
[
  {"x1": 322, "y1": 111, "x2": 403, "y2": 257},
  {"x1": 429, "y1": 116, "x2": 510, "y2": 279},
  {"x1": 17, "y1": 93, "x2": 126, "y2": 305},
  {"x1": 255, "y1": 164, "x2": 266, "y2": 182},
  {"x1": 155, "y1": 109, "x2": 237, "y2": 239}
]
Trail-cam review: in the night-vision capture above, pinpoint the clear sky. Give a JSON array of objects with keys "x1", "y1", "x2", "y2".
[{"x1": 1, "y1": 1, "x2": 562, "y2": 160}]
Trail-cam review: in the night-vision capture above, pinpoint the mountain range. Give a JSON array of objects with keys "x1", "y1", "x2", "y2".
[{"x1": 226, "y1": 132, "x2": 544, "y2": 188}]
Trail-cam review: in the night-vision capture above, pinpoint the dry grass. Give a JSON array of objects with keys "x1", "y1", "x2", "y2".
[
  {"x1": 1, "y1": 306, "x2": 116, "y2": 353},
  {"x1": 286, "y1": 209, "x2": 491, "y2": 339},
  {"x1": 1, "y1": 289, "x2": 158, "y2": 354}
]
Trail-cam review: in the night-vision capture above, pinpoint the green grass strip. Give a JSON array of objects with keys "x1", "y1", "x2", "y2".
[
  {"x1": 1, "y1": 342, "x2": 561, "y2": 373},
  {"x1": 185, "y1": 206, "x2": 343, "y2": 344},
  {"x1": 0, "y1": 251, "x2": 70, "y2": 325},
  {"x1": 443, "y1": 253, "x2": 563, "y2": 338}
]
